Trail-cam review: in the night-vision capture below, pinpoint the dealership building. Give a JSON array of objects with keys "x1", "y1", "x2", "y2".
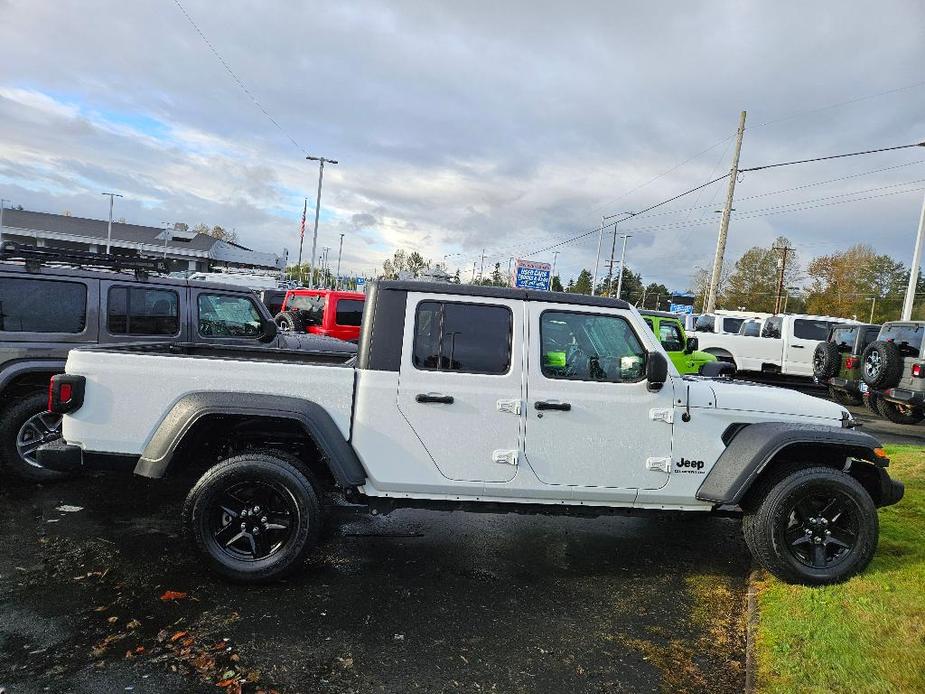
[{"x1": 0, "y1": 208, "x2": 285, "y2": 272}]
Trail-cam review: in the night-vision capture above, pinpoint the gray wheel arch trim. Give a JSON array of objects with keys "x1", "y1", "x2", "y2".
[
  {"x1": 696, "y1": 422, "x2": 884, "y2": 505},
  {"x1": 134, "y1": 391, "x2": 366, "y2": 486}
]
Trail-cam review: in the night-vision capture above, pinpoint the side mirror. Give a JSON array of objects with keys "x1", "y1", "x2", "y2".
[
  {"x1": 684, "y1": 336, "x2": 699, "y2": 354},
  {"x1": 646, "y1": 352, "x2": 669, "y2": 391},
  {"x1": 258, "y1": 318, "x2": 278, "y2": 343}
]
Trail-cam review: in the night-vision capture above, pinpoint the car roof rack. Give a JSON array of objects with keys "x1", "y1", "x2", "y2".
[{"x1": 0, "y1": 241, "x2": 169, "y2": 279}]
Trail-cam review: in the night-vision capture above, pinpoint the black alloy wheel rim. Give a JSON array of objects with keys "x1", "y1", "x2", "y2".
[
  {"x1": 783, "y1": 489, "x2": 860, "y2": 570},
  {"x1": 208, "y1": 479, "x2": 299, "y2": 562},
  {"x1": 17, "y1": 411, "x2": 63, "y2": 468}
]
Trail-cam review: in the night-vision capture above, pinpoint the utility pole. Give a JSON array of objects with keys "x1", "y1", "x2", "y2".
[
  {"x1": 478, "y1": 249, "x2": 486, "y2": 281},
  {"x1": 615, "y1": 234, "x2": 632, "y2": 300},
  {"x1": 603, "y1": 212, "x2": 636, "y2": 296},
  {"x1": 705, "y1": 110, "x2": 747, "y2": 314},
  {"x1": 0, "y1": 198, "x2": 10, "y2": 247},
  {"x1": 772, "y1": 244, "x2": 794, "y2": 314},
  {"x1": 869, "y1": 296, "x2": 877, "y2": 323},
  {"x1": 901, "y1": 190, "x2": 925, "y2": 320},
  {"x1": 306, "y1": 155, "x2": 338, "y2": 288},
  {"x1": 592, "y1": 216, "x2": 605, "y2": 296},
  {"x1": 335, "y1": 233, "x2": 344, "y2": 290},
  {"x1": 101, "y1": 192, "x2": 123, "y2": 254},
  {"x1": 551, "y1": 251, "x2": 559, "y2": 278},
  {"x1": 471, "y1": 262, "x2": 477, "y2": 283}
]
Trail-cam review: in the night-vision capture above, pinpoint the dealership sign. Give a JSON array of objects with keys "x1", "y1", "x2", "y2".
[{"x1": 513, "y1": 259, "x2": 552, "y2": 290}]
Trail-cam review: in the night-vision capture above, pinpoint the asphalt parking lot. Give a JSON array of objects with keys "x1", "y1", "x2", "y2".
[{"x1": 0, "y1": 470, "x2": 750, "y2": 693}]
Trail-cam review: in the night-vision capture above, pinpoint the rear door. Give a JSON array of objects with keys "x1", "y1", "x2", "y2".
[
  {"x1": 396, "y1": 292, "x2": 524, "y2": 483},
  {"x1": 787, "y1": 318, "x2": 840, "y2": 375},
  {"x1": 99, "y1": 280, "x2": 186, "y2": 344}
]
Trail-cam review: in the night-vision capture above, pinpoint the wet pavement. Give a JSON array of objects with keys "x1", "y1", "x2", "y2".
[{"x1": 0, "y1": 471, "x2": 750, "y2": 693}]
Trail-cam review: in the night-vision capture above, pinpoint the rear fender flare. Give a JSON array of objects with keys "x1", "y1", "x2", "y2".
[
  {"x1": 134, "y1": 391, "x2": 366, "y2": 487},
  {"x1": 696, "y1": 422, "x2": 884, "y2": 505}
]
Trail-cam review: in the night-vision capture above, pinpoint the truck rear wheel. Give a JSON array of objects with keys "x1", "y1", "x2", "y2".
[
  {"x1": 0, "y1": 391, "x2": 70, "y2": 482},
  {"x1": 742, "y1": 465, "x2": 878, "y2": 585},
  {"x1": 182, "y1": 450, "x2": 321, "y2": 583}
]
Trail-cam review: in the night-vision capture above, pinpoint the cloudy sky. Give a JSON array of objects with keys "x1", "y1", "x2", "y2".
[{"x1": 1, "y1": 1, "x2": 924, "y2": 289}]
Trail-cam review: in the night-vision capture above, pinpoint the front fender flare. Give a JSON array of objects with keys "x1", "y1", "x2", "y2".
[
  {"x1": 696, "y1": 422, "x2": 884, "y2": 505},
  {"x1": 134, "y1": 392, "x2": 366, "y2": 487}
]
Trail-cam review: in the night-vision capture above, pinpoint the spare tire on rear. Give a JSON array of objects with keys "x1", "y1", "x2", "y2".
[
  {"x1": 812, "y1": 341, "x2": 841, "y2": 379},
  {"x1": 275, "y1": 310, "x2": 305, "y2": 333},
  {"x1": 861, "y1": 341, "x2": 903, "y2": 388}
]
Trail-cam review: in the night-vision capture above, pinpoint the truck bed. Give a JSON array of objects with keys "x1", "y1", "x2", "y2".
[{"x1": 62, "y1": 344, "x2": 356, "y2": 456}]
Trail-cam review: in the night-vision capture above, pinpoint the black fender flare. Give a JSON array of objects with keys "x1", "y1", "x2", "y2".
[
  {"x1": 696, "y1": 422, "x2": 886, "y2": 505},
  {"x1": 0, "y1": 359, "x2": 66, "y2": 395},
  {"x1": 133, "y1": 392, "x2": 366, "y2": 487}
]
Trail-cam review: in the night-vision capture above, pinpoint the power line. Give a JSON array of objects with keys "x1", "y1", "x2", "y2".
[
  {"x1": 740, "y1": 142, "x2": 925, "y2": 173},
  {"x1": 170, "y1": 0, "x2": 307, "y2": 155},
  {"x1": 755, "y1": 79, "x2": 925, "y2": 128}
]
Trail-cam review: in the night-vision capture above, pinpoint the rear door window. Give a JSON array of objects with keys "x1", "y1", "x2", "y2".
[
  {"x1": 108, "y1": 287, "x2": 179, "y2": 336},
  {"x1": 793, "y1": 319, "x2": 836, "y2": 341},
  {"x1": 335, "y1": 299, "x2": 364, "y2": 326},
  {"x1": 722, "y1": 317, "x2": 744, "y2": 333},
  {"x1": 198, "y1": 294, "x2": 263, "y2": 338},
  {"x1": 0, "y1": 277, "x2": 87, "y2": 333},
  {"x1": 880, "y1": 324, "x2": 924, "y2": 357},
  {"x1": 413, "y1": 301, "x2": 512, "y2": 374}
]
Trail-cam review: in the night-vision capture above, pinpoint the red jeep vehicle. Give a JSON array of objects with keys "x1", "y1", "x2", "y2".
[{"x1": 274, "y1": 289, "x2": 365, "y2": 342}]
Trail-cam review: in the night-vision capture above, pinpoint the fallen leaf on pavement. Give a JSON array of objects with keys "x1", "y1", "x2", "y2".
[
  {"x1": 170, "y1": 630, "x2": 189, "y2": 642},
  {"x1": 160, "y1": 590, "x2": 188, "y2": 601}
]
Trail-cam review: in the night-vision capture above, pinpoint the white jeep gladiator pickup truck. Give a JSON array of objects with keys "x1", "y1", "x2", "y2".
[
  {"x1": 696, "y1": 313, "x2": 858, "y2": 378},
  {"x1": 39, "y1": 281, "x2": 902, "y2": 585}
]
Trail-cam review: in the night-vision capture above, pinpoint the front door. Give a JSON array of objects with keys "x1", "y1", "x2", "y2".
[
  {"x1": 525, "y1": 304, "x2": 673, "y2": 490},
  {"x1": 397, "y1": 293, "x2": 524, "y2": 483}
]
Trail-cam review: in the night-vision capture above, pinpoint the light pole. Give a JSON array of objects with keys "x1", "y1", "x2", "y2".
[
  {"x1": 101, "y1": 192, "x2": 123, "y2": 254},
  {"x1": 552, "y1": 251, "x2": 559, "y2": 278},
  {"x1": 306, "y1": 155, "x2": 338, "y2": 288},
  {"x1": 901, "y1": 190, "x2": 925, "y2": 320},
  {"x1": 615, "y1": 234, "x2": 632, "y2": 299},
  {"x1": 594, "y1": 212, "x2": 634, "y2": 295},
  {"x1": 0, "y1": 198, "x2": 10, "y2": 248},
  {"x1": 335, "y1": 233, "x2": 345, "y2": 290},
  {"x1": 604, "y1": 212, "x2": 636, "y2": 297}
]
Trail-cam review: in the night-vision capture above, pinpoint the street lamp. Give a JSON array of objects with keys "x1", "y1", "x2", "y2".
[
  {"x1": 101, "y1": 192, "x2": 123, "y2": 255},
  {"x1": 305, "y1": 155, "x2": 339, "y2": 288},
  {"x1": 335, "y1": 233, "x2": 345, "y2": 290}
]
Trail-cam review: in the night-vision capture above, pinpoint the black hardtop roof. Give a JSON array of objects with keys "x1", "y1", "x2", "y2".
[
  {"x1": 639, "y1": 309, "x2": 685, "y2": 319},
  {"x1": 376, "y1": 280, "x2": 632, "y2": 309},
  {"x1": 0, "y1": 260, "x2": 254, "y2": 294}
]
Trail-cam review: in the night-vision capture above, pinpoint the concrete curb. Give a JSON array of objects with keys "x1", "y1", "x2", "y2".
[{"x1": 744, "y1": 569, "x2": 760, "y2": 694}]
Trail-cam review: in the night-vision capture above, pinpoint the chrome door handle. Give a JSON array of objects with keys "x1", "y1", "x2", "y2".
[{"x1": 416, "y1": 393, "x2": 454, "y2": 404}]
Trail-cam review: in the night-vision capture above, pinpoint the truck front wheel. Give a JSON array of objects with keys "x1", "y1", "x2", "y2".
[
  {"x1": 182, "y1": 451, "x2": 321, "y2": 583},
  {"x1": 742, "y1": 466, "x2": 878, "y2": 585}
]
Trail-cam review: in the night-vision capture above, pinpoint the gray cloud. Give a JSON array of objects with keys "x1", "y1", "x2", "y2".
[{"x1": 1, "y1": 0, "x2": 924, "y2": 286}]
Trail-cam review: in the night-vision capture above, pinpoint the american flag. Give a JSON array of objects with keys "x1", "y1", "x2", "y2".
[{"x1": 299, "y1": 198, "x2": 307, "y2": 239}]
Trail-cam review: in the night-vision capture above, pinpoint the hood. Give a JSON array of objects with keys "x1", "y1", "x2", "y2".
[{"x1": 706, "y1": 379, "x2": 847, "y2": 421}]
